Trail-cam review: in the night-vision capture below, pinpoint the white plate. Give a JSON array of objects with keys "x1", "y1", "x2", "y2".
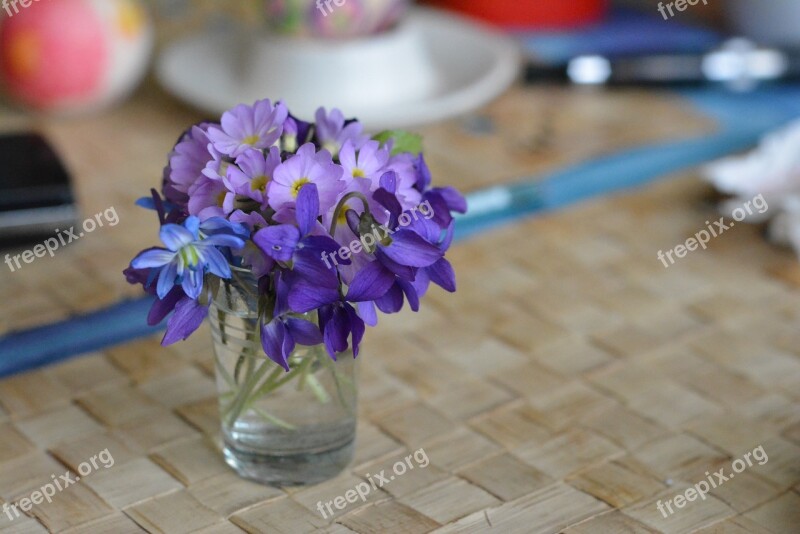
[{"x1": 156, "y1": 8, "x2": 520, "y2": 131}]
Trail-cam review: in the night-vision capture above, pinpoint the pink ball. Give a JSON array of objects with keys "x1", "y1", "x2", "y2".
[{"x1": 0, "y1": 0, "x2": 152, "y2": 113}]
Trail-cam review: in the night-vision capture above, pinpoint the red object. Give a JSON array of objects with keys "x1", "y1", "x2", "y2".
[{"x1": 425, "y1": 0, "x2": 607, "y2": 29}]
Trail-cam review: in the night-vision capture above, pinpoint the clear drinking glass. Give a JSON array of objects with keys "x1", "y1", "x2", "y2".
[{"x1": 209, "y1": 268, "x2": 357, "y2": 486}]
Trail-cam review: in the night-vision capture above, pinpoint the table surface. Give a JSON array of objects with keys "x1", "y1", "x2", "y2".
[{"x1": 0, "y1": 83, "x2": 799, "y2": 534}]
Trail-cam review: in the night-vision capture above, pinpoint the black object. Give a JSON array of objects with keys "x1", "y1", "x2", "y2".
[
  {"x1": 0, "y1": 133, "x2": 77, "y2": 248},
  {"x1": 525, "y1": 38, "x2": 800, "y2": 90}
]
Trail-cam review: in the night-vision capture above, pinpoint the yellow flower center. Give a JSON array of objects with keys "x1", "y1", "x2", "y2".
[
  {"x1": 219, "y1": 161, "x2": 231, "y2": 177},
  {"x1": 242, "y1": 134, "x2": 260, "y2": 146},
  {"x1": 291, "y1": 178, "x2": 310, "y2": 198},
  {"x1": 216, "y1": 191, "x2": 226, "y2": 206},
  {"x1": 180, "y1": 245, "x2": 200, "y2": 268},
  {"x1": 352, "y1": 168, "x2": 365, "y2": 178},
  {"x1": 251, "y1": 175, "x2": 269, "y2": 193}
]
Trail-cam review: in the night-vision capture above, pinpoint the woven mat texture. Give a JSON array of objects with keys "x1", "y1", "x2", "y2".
[{"x1": 0, "y1": 87, "x2": 798, "y2": 533}]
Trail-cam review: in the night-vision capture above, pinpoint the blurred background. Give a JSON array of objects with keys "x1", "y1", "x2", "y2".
[{"x1": 1, "y1": 2, "x2": 800, "y2": 533}]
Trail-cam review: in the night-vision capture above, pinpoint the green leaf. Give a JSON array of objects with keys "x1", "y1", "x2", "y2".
[{"x1": 373, "y1": 130, "x2": 423, "y2": 156}]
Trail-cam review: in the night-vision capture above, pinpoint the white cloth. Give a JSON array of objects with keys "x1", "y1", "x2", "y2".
[{"x1": 704, "y1": 119, "x2": 800, "y2": 255}]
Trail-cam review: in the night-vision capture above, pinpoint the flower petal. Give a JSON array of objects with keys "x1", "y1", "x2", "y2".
[
  {"x1": 346, "y1": 260, "x2": 394, "y2": 302},
  {"x1": 162, "y1": 296, "x2": 209, "y2": 345},
  {"x1": 296, "y1": 183, "x2": 320, "y2": 236},
  {"x1": 375, "y1": 249, "x2": 415, "y2": 280},
  {"x1": 131, "y1": 248, "x2": 175, "y2": 269},
  {"x1": 321, "y1": 305, "x2": 349, "y2": 358},
  {"x1": 285, "y1": 317, "x2": 323, "y2": 346},
  {"x1": 436, "y1": 186, "x2": 468, "y2": 213},
  {"x1": 156, "y1": 261, "x2": 179, "y2": 299},
  {"x1": 199, "y1": 245, "x2": 232, "y2": 279},
  {"x1": 293, "y1": 242, "x2": 345, "y2": 284},
  {"x1": 379, "y1": 171, "x2": 397, "y2": 193},
  {"x1": 261, "y1": 319, "x2": 292, "y2": 371},
  {"x1": 202, "y1": 234, "x2": 246, "y2": 250},
  {"x1": 160, "y1": 223, "x2": 196, "y2": 251},
  {"x1": 346, "y1": 303, "x2": 365, "y2": 357},
  {"x1": 427, "y1": 258, "x2": 456, "y2": 292},
  {"x1": 375, "y1": 284, "x2": 404, "y2": 314},
  {"x1": 201, "y1": 217, "x2": 250, "y2": 239},
  {"x1": 181, "y1": 267, "x2": 204, "y2": 299},
  {"x1": 398, "y1": 279, "x2": 420, "y2": 312},
  {"x1": 287, "y1": 277, "x2": 340, "y2": 314},
  {"x1": 381, "y1": 230, "x2": 443, "y2": 267},
  {"x1": 147, "y1": 286, "x2": 184, "y2": 326},
  {"x1": 356, "y1": 301, "x2": 378, "y2": 327},
  {"x1": 253, "y1": 225, "x2": 301, "y2": 262},
  {"x1": 373, "y1": 187, "x2": 403, "y2": 218}
]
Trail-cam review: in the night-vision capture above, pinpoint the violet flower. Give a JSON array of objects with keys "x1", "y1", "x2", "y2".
[
  {"x1": 314, "y1": 107, "x2": 369, "y2": 157},
  {"x1": 254, "y1": 184, "x2": 344, "y2": 313},
  {"x1": 268, "y1": 143, "x2": 345, "y2": 217},
  {"x1": 207, "y1": 99, "x2": 288, "y2": 157},
  {"x1": 224, "y1": 147, "x2": 282, "y2": 209},
  {"x1": 127, "y1": 101, "x2": 467, "y2": 371}
]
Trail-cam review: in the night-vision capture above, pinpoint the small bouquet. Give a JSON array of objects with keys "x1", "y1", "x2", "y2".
[{"x1": 124, "y1": 99, "x2": 466, "y2": 371}]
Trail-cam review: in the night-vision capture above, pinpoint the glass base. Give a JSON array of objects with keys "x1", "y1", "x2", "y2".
[{"x1": 223, "y1": 436, "x2": 355, "y2": 486}]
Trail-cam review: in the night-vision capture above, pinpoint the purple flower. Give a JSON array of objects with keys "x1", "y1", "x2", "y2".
[
  {"x1": 384, "y1": 153, "x2": 423, "y2": 209},
  {"x1": 224, "y1": 147, "x2": 281, "y2": 208},
  {"x1": 207, "y1": 99, "x2": 288, "y2": 157},
  {"x1": 419, "y1": 186, "x2": 468, "y2": 230},
  {"x1": 261, "y1": 316, "x2": 325, "y2": 371},
  {"x1": 131, "y1": 216, "x2": 246, "y2": 299},
  {"x1": 335, "y1": 180, "x2": 448, "y2": 314},
  {"x1": 322, "y1": 177, "x2": 386, "y2": 284},
  {"x1": 281, "y1": 114, "x2": 311, "y2": 153},
  {"x1": 413, "y1": 153, "x2": 432, "y2": 192},
  {"x1": 268, "y1": 143, "x2": 345, "y2": 216},
  {"x1": 127, "y1": 101, "x2": 467, "y2": 370},
  {"x1": 314, "y1": 107, "x2": 369, "y2": 157},
  {"x1": 339, "y1": 140, "x2": 390, "y2": 182},
  {"x1": 187, "y1": 177, "x2": 229, "y2": 221},
  {"x1": 167, "y1": 123, "x2": 215, "y2": 195},
  {"x1": 162, "y1": 295, "x2": 211, "y2": 346},
  {"x1": 371, "y1": 183, "x2": 443, "y2": 270},
  {"x1": 318, "y1": 301, "x2": 365, "y2": 359},
  {"x1": 200, "y1": 145, "x2": 232, "y2": 183},
  {"x1": 258, "y1": 271, "x2": 325, "y2": 370},
  {"x1": 125, "y1": 259, "x2": 210, "y2": 345},
  {"x1": 255, "y1": 184, "x2": 343, "y2": 313}
]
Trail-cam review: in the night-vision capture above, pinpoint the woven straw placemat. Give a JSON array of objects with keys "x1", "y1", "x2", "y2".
[{"x1": 1, "y1": 87, "x2": 797, "y2": 533}]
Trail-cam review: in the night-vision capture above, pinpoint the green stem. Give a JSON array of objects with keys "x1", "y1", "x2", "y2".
[
  {"x1": 329, "y1": 192, "x2": 371, "y2": 236},
  {"x1": 252, "y1": 407, "x2": 296, "y2": 430},
  {"x1": 226, "y1": 358, "x2": 273, "y2": 428},
  {"x1": 318, "y1": 348, "x2": 356, "y2": 415}
]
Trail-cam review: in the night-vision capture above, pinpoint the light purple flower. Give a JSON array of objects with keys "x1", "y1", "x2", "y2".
[
  {"x1": 207, "y1": 99, "x2": 288, "y2": 157},
  {"x1": 385, "y1": 152, "x2": 423, "y2": 209},
  {"x1": 187, "y1": 177, "x2": 229, "y2": 221},
  {"x1": 168, "y1": 124, "x2": 215, "y2": 194},
  {"x1": 315, "y1": 107, "x2": 369, "y2": 157},
  {"x1": 224, "y1": 147, "x2": 282, "y2": 208},
  {"x1": 268, "y1": 143, "x2": 345, "y2": 216},
  {"x1": 339, "y1": 140, "x2": 390, "y2": 183}
]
